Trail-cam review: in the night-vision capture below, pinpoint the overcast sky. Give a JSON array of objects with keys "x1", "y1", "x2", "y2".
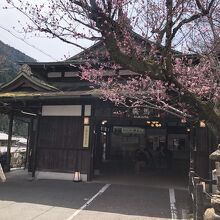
[{"x1": 0, "y1": 0, "x2": 89, "y2": 62}]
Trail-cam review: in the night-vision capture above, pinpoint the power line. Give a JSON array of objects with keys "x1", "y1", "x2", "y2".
[{"x1": 0, "y1": 24, "x2": 59, "y2": 61}]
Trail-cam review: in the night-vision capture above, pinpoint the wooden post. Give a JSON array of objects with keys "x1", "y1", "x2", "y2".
[
  {"x1": 6, "y1": 112, "x2": 14, "y2": 172},
  {"x1": 207, "y1": 127, "x2": 213, "y2": 193},
  {"x1": 189, "y1": 124, "x2": 196, "y2": 171},
  {"x1": 24, "y1": 121, "x2": 31, "y2": 169},
  {"x1": 32, "y1": 116, "x2": 39, "y2": 178},
  {"x1": 105, "y1": 125, "x2": 111, "y2": 160},
  {"x1": 94, "y1": 123, "x2": 102, "y2": 171},
  {"x1": 88, "y1": 107, "x2": 95, "y2": 181},
  {"x1": 27, "y1": 119, "x2": 34, "y2": 172},
  {"x1": 194, "y1": 177, "x2": 204, "y2": 220}
]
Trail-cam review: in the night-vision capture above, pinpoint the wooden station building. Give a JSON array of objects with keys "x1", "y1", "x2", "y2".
[{"x1": 0, "y1": 42, "x2": 213, "y2": 182}]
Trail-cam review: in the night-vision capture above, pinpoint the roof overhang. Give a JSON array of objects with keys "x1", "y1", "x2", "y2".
[{"x1": 0, "y1": 89, "x2": 101, "y2": 101}]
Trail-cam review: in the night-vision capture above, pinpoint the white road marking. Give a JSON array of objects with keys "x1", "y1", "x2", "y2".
[
  {"x1": 169, "y1": 188, "x2": 178, "y2": 219},
  {"x1": 65, "y1": 184, "x2": 111, "y2": 220}
]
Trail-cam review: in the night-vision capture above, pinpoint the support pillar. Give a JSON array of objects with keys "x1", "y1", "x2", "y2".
[
  {"x1": 6, "y1": 112, "x2": 14, "y2": 172},
  {"x1": 32, "y1": 116, "x2": 39, "y2": 178},
  {"x1": 24, "y1": 121, "x2": 31, "y2": 169}
]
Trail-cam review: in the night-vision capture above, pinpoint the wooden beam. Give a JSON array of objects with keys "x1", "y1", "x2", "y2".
[{"x1": 6, "y1": 112, "x2": 14, "y2": 172}]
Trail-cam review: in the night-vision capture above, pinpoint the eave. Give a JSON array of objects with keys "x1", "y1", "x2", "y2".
[{"x1": 0, "y1": 89, "x2": 101, "y2": 101}]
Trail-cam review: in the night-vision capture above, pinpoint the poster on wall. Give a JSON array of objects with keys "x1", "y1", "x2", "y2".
[{"x1": 83, "y1": 126, "x2": 90, "y2": 148}]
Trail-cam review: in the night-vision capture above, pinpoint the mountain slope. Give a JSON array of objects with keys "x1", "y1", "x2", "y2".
[
  {"x1": 0, "y1": 40, "x2": 36, "y2": 84},
  {"x1": 0, "y1": 41, "x2": 35, "y2": 137}
]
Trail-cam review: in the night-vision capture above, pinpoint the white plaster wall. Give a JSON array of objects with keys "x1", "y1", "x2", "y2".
[
  {"x1": 42, "y1": 105, "x2": 82, "y2": 116},
  {"x1": 35, "y1": 171, "x2": 88, "y2": 181},
  {"x1": 84, "y1": 105, "x2": 91, "y2": 116}
]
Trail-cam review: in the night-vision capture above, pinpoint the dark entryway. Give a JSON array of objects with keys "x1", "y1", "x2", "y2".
[{"x1": 93, "y1": 118, "x2": 190, "y2": 186}]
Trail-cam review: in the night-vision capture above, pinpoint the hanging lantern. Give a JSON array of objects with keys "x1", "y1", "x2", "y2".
[{"x1": 199, "y1": 120, "x2": 206, "y2": 128}]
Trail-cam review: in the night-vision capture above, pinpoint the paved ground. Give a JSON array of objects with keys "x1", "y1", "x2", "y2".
[{"x1": 0, "y1": 170, "x2": 190, "y2": 220}]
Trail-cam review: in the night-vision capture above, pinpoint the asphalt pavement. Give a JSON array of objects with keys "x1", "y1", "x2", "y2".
[{"x1": 0, "y1": 170, "x2": 190, "y2": 220}]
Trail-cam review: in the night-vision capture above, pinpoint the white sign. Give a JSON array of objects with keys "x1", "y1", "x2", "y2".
[
  {"x1": 121, "y1": 127, "x2": 145, "y2": 134},
  {"x1": 42, "y1": 105, "x2": 82, "y2": 116},
  {"x1": 83, "y1": 126, "x2": 90, "y2": 148}
]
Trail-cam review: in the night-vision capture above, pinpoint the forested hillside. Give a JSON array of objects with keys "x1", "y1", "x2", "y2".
[
  {"x1": 0, "y1": 40, "x2": 36, "y2": 137},
  {"x1": 0, "y1": 40, "x2": 35, "y2": 84}
]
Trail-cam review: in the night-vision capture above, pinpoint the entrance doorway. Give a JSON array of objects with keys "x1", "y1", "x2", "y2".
[{"x1": 93, "y1": 119, "x2": 190, "y2": 188}]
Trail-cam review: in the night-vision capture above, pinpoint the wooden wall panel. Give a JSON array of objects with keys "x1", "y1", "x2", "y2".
[
  {"x1": 37, "y1": 117, "x2": 90, "y2": 173},
  {"x1": 37, "y1": 149, "x2": 90, "y2": 173},
  {"x1": 38, "y1": 117, "x2": 83, "y2": 149}
]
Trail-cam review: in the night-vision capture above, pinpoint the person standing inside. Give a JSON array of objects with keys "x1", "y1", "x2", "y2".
[
  {"x1": 134, "y1": 148, "x2": 148, "y2": 174},
  {"x1": 156, "y1": 146, "x2": 164, "y2": 168},
  {"x1": 163, "y1": 147, "x2": 173, "y2": 170}
]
